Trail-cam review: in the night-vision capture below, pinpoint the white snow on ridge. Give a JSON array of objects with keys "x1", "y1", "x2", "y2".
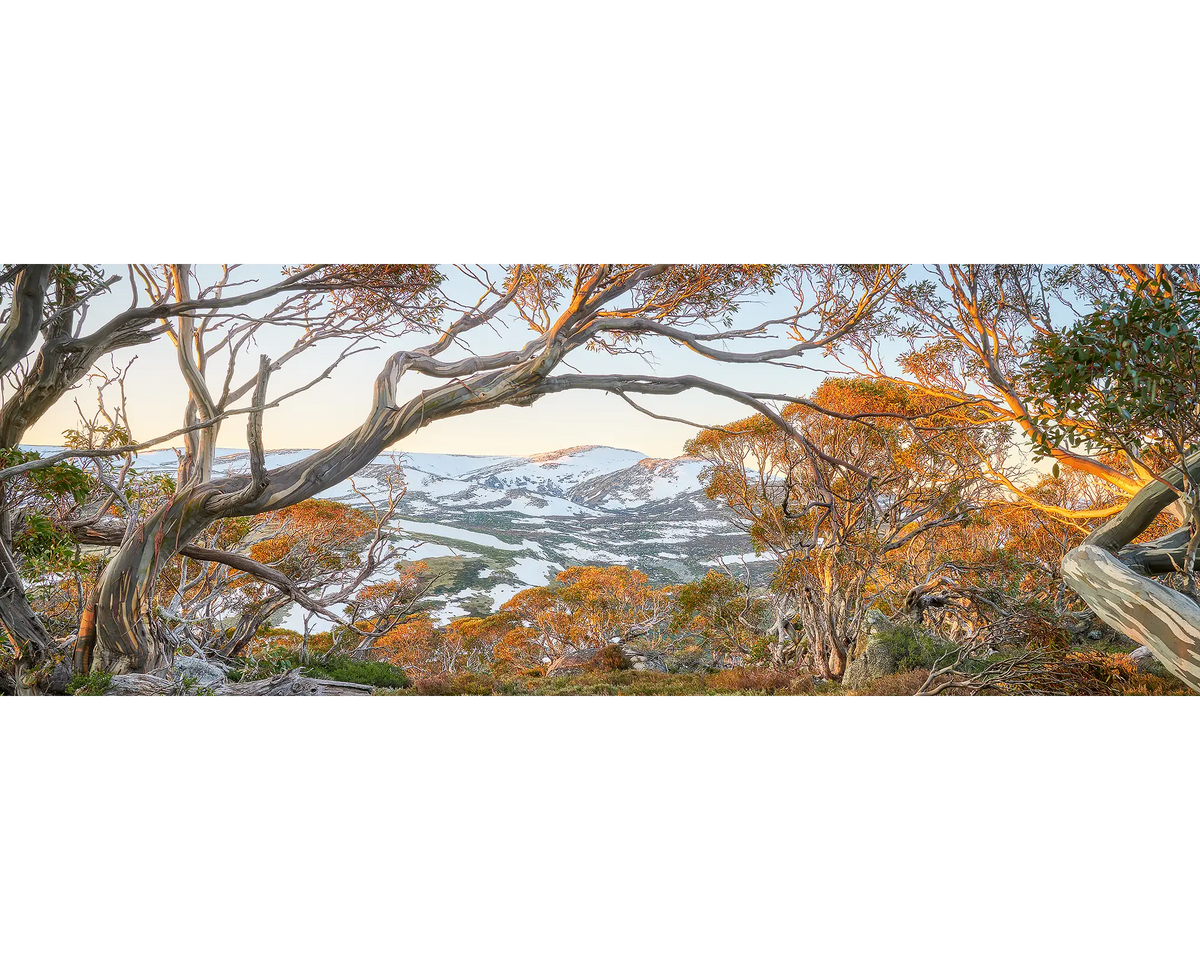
[
  {"x1": 459, "y1": 445, "x2": 650, "y2": 498},
  {"x1": 508, "y1": 556, "x2": 561, "y2": 586},
  {"x1": 704, "y1": 552, "x2": 774, "y2": 566},
  {"x1": 23, "y1": 444, "x2": 711, "y2": 516},
  {"x1": 498, "y1": 491, "x2": 602, "y2": 517},
  {"x1": 554, "y1": 541, "x2": 636, "y2": 565},
  {"x1": 395, "y1": 519, "x2": 528, "y2": 552},
  {"x1": 643, "y1": 457, "x2": 707, "y2": 496},
  {"x1": 584, "y1": 457, "x2": 709, "y2": 509},
  {"x1": 391, "y1": 452, "x2": 517, "y2": 478}
]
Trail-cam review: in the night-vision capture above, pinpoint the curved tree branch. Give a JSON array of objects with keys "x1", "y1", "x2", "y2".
[{"x1": 1061, "y1": 449, "x2": 1200, "y2": 691}]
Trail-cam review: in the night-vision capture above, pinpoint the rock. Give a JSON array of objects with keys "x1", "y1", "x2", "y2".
[
  {"x1": 1088, "y1": 630, "x2": 1105, "y2": 642},
  {"x1": 170, "y1": 655, "x2": 229, "y2": 688},
  {"x1": 623, "y1": 646, "x2": 669, "y2": 674},
  {"x1": 1129, "y1": 646, "x2": 1158, "y2": 673},
  {"x1": 545, "y1": 646, "x2": 631, "y2": 677},
  {"x1": 841, "y1": 637, "x2": 897, "y2": 691},
  {"x1": 865, "y1": 609, "x2": 894, "y2": 637}
]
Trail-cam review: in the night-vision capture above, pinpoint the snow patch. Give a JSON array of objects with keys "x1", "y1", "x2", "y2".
[
  {"x1": 705, "y1": 552, "x2": 774, "y2": 566},
  {"x1": 508, "y1": 556, "x2": 561, "y2": 586}
]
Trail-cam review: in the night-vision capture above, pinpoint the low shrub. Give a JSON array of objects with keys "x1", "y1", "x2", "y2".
[
  {"x1": 412, "y1": 673, "x2": 496, "y2": 696},
  {"x1": 591, "y1": 645, "x2": 632, "y2": 671},
  {"x1": 1040, "y1": 651, "x2": 1191, "y2": 696},
  {"x1": 872, "y1": 624, "x2": 955, "y2": 672},
  {"x1": 306, "y1": 656, "x2": 410, "y2": 689},
  {"x1": 708, "y1": 667, "x2": 812, "y2": 695},
  {"x1": 66, "y1": 670, "x2": 113, "y2": 696},
  {"x1": 852, "y1": 669, "x2": 930, "y2": 696}
]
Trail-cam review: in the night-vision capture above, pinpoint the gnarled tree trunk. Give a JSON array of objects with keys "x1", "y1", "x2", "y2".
[
  {"x1": 88, "y1": 350, "x2": 548, "y2": 673},
  {"x1": 1061, "y1": 451, "x2": 1200, "y2": 692}
]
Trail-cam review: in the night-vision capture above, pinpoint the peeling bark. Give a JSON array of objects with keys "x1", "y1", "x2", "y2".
[
  {"x1": 1062, "y1": 545, "x2": 1200, "y2": 689},
  {"x1": 91, "y1": 349, "x2": 549, "y2": 672},
  {"x1": 1061, "y1": 450, "x2": 1200, "y2": 692}
]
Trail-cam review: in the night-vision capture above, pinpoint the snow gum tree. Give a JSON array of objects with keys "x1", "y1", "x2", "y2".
[
  {"x1": 0, "y1": 263, "x2": 904, "y2": 692},
  {"x1": 687, "y1": 377, "x2": 1009, "y2": 679},
  {"x1": 1026, "y1": 268, "x2": 1200, "y2": 690}
]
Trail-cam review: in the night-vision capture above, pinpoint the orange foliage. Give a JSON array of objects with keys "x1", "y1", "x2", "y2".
[
  {"x1": 367, "y1": 586, "x2": 498, "y2": 680},
  {"x1": 488, "y1": 565, "x2": 674, "y2": 672},
  {"x1": 670, "y1": 569, "x2": 769, "y2": 662},
  {"x1": 687, "y1": 377, "x2": 1008, "y2": 674},
  {"x1": 348, "y1": 562, "x2": 430, "y2": 620},
  {"x1": 371, "y1": 615, "x2": 443, "y2": 677},
  {"x1": 247, "y1": 499, "x2": 374, "y2": 580}
]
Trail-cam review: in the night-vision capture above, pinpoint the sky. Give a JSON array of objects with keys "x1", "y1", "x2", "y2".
[
  {"x1": 16, "y1": 260, "x2": 854, "y2": 458},
  {"x1": 21, "y1": 265, "x2": 862, "y2": 460}
]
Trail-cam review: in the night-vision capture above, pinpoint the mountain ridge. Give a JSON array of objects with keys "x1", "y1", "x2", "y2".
[{"x1": 23, "y1": 443, "x2": 762, "y2": 627}]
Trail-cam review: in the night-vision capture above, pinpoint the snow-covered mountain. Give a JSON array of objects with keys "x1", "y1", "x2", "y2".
[
  {"x1": 571, "y1": 456, "x2": 710, "y2": 510},
  {"x1": 27, "y1": 443, "x2": 768, "y2": 626}
]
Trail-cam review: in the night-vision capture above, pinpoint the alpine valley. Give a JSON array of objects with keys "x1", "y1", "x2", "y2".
[{"x1": 35, "y1": 444, "x2": 764, "y2": 629}]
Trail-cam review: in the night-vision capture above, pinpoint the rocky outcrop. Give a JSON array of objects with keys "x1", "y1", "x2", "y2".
[
  {"x1": 626, "y1": 646, "x2": 674, "y2": 673},
  {"x1": 841, "y1": 637, "x2": 898, "y2": 691}
]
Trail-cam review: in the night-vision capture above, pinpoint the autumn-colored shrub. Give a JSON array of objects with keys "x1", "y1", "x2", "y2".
[
  {"x1": 891, "y1": 644, "x2": 1197, "y2": 696},
  {"x1": 489, "y1": 566, "x2": 675, "y2": 670},
  {"x1": 531, "y1": 671, "x2": 709, "y2": 696},
  {"x1": 669, "y1": 569, "x2": 771, "y2": 661},
  {"x1": 412, "y1": 673, "x2": 496, "y2": 696},
  {"x1": 1044, "y1": 651, "x2": 1191, "y2": 696},
  {"x1": 589, "y1": 645, "x2": 632, "y2": 672},
  {"x1": 852, "y1": 669, "x2": 930, "y2": 696},
  {"x1": 248, "y1": 499, "x2": 373, "y2": 574},
  {"x1": 978, "y1": 606, "x2": 1075, "y2": 651},
  {"x1": 708, "y1": 667, "x2": 811, "y2": 694}
]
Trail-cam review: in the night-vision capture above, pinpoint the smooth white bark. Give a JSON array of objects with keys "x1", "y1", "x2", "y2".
[{"x1": 1062, "y1": 544, "x2": 1200, "y2": 691}]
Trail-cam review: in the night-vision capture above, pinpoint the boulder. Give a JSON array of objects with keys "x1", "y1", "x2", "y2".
[
  {"x1": 1129, "y1": 646, "x2": 1159, "y2": 674},
  {"x1": 841, "y1": 637, "x2": 897, "y2": 691},
  {"x1": 865, "y1": 609, "x2": 894, "y2": 637},
  {"x1": 169, "y1": 655, "x2": 229, "y2": 688},
  {"x1": 545, "y1": 645, "x2": 631, "y2": 678},
  {"x1": 624, "y1": 646, "x2": 670, "y2": 673}
]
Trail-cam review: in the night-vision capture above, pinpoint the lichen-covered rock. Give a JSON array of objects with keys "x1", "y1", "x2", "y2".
[
  {"x1": 1129, "y1": 645, "x2": 1172, "y2": 677},
  {"x1": 169, "y1": 655, "x2": 229, "y2": 688},
  {"x1": 865, "y1": 609, "x2": 894, "y2": 637},
  {"x1": 841, "y1": 638, "x2": 897, "y2": 690}
]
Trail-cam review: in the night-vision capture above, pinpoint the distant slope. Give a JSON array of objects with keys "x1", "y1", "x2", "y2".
[{"x1": 24, "y1": 443, "x2": 768, "y2": 626}]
